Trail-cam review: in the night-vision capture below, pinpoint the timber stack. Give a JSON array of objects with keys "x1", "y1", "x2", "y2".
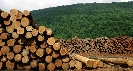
[{"x1": 0, "y1": 9, "x2": 104, "y2": 70}]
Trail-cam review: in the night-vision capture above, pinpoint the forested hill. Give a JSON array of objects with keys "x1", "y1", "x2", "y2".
[{"x1": 31, "y1": 1, "x2": 133, "y2": 39}]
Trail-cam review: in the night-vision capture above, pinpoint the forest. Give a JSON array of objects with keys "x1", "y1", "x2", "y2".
[{"x1": 31, "y1": 1, "x2": 133, "y2": 39}]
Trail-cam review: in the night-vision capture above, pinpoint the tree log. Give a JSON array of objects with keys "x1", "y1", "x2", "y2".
[
  {"x1": 17, "y1": 27, "x2": 24, "y2": 34},
  {"x1": 21, "y1": 17, "x2": 30, "y2": 27},
  {"x1": 6, "y1": 25, "x2": 14, "y2": 33},
  {"x1": 14, "y1": 54, "x2": 22, "y2": 62},
  {"x1": 38, "y1": 26, "x2": 46, "y2": 34},
  {"x1": 21, "y1": 49, "x2": 29, "y2": 56},
  {"x1": 36, "y1": 48, "x2": 44, "y2": 57},
  {"x1": 13, "y1": 45, "x2": 22, "y2": 53},
  {"x1": 62, "y1": 63, "x2": 70, "y2": 70},
  {"x1": 4, "y1": 19, "x2": 11, "y2": 25},
  {"x1": 0, "y1": 33, "x2": 9, "y2": 39},
  {"x1": 16, "y1": 12, "x2": 23, "y2": 19},
  {"x1": 29, "y1": 45, "x2": 37, "y2": 53},
  {"x1": 23, "y1": 10, "x2": 30, "y2": 16},
  {"x1": 62, "y1": 56, "x2": 70, "y2": 63},
  {"x1": 38, "y1": 63, "x2": 45, "y2": 71},
  {"x1": 0, "y1": 40, "x2": 5, "y2": 46},
  {"x1": 26, "y1": 26, "x2": 33, "y2": 31},
  {"x1": 1, "y1": 11, "x2": 9, "y2": 18},
  {"x1": 46, "y1": 47, "x2": 52, "y2": 54},
  {"x1": 45, "y1": 55, "x2": 53, "y2": 63},
  {"x1": 30, "y1": 60, "x2": 38, "y2": 68},
  {"x1": 55, "y1": 59, "x2": 62, "y2": 67},
  {"x1": 32, "y1": 29, "x2": 38, "y2": 36},
  {"x1": 1, "y1": 46, "x2": 10, "y2": 55},
  {"x1": 7, "y1": 39, "x2": 15, "y2": 46},
  {"x1": 12, "y1": 32, "x2": 19, "y2": 39},
  {"x1": 75, "y1": 61, "x2": 82, "y2": 70},
  {"x1": 69, "y1": 60, "x2": 76, "y2": 68},
  {"x1": 10, "y1": 15, "x2": 16, "y2": 22},
  {"x1": 25, "y1": 32, "x2": 32, "y2": 39},
  {"x1": 22, "y1": 56, "x2": 29, "y2": 63},
  {"x1": 12, "y1": 21, "x2": 21, "y2": 29},
  {"x1": 47, "y1": 62, "x2": 55, "y2": 71},
  {"x1": 47, "y1": 37, "x2": 55, "y2": 45},
  {"x1": 53, "y1": 42, "x2": 61, "y2": 50},
  {"x1": 1, "y1": 56, "x2": 7, "y2": 62},
  {"x1": 52, "y1": 51, "x2": 60, "y2": 58},
  {"x1": 7, "y1": 52, "x2": 14, "y2": 60},
  {"x1": 10, "y1": 9, "x2": 18, "y2": 16},
  {"x1": 60, "y1": 47, "x2": 67, "y2": 56},
  {"x1": 37, "y1": 35, "x2": 44, "y2": 41},
  {"x1": 40, "y1": 42, "x2": 47, "y2": 49},
  {"x1": 0, "y1": 62, "x2": 2, "y2": 69},
  {"x1": 46, "y1": 28, "x2": 53, "y2": 36},
  {"x1": 6, "y1": 60, "x2": 15, "y2": 70}
]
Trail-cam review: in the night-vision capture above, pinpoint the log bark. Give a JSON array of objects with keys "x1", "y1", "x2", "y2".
[
  {"x1": 1, "y1": 46, "x2": 10, "y2": 55},
  {"x1": 6, "y1": 60, "x2": 15, "y2": 70},
  {"x1": 36, "y1": 48, "x2": 44, "y2": 57},
  {"x1": 45, "y1": 55, "x2": 53, "y2": 63},
  {"x1": 14, "y1": 54, "x2": 22, "y2": 62},
  {"x1": 55, "y1": 59, "x2": 62, "y2": 67},
  {"x1": 53, "y1": 42, "x2": 61, "y2": 50},
  {"x1": 47, "y1": 37, "x2": 56, "y2": 45},
  {"x1": 30, "y1": 60, "x2": 38, "y2": 68},
  {"x1": 47, "y1": 62, "x2": 55, "y2": 71},
  {"x1": 7, "y1": 52, "x2": 14, "y2": 60},
  {"x1": 13, "y1": 45, "x2": 22, "y2": 53},
  {"x1": 22, "y1": 56, "x2": 29, "y2": 63}
]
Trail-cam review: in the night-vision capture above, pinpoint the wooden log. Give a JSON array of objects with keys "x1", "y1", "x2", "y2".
[
  {"x1": 10, "y1": 15, "x2": 16, "y2": 22},
  {"x1": 13, "y1": 45, "x2": 22, "y2": 53},
  {"x1": 71, "y1": 53, "x2": 103, "y2": 68},
  {"x1": 21, "y1": 49, "x2": 29, "y2": 56},
  {"x1": 127, "y1": 59, "x2": 133, "y2": 67},
  {"x1": 30, "y1": 53, "x2": 36, "y2": 59},
  {"x1": 7, "y1": 39, "x2": 15, "y2": 46},
  {"x1": 62, "y1": 63, "x2": 70, "y2": 70},
  {"x1": 23, "y1": 10, "x2": 30, "y2": 16},
  {"x1": 99, "y1": 58, "x2": 130, "y2": 66},
  {"x1": 60, "y1": 47, "x2": 67, "y2": 56},
  {"x1": 37, "y1": 35, "x2": 44, "y2": 41},
  {"x1": 38, "y1": 63, "x2": 45, "y2": 71},
  {"x1": 0, "y1": 50, "x2": 2, "y2": 56},
  {"x1": 46, "y1": 47, "x2": 52, "y2": 54},
  {"x1": 45, "y1": 55, "x2": 53, "y2": 63},
  {"x1": 30, "y1": 60, "x2": 38, "y2": 68},
  {"x1": 16, "y1": 12, "x2": 23, "y2": 19},
  {"x1": 47, "y1": 37, "x2": 55, "y2": 45},
  {"x1": 22, "y1": 56, "x2": 29, "y2": 63},
  {"x1": 10, "y1": 9, "x2": 18, "y2": 16},
  {"x1": 46, "y1": 28, "x2": 53, "y2": 36},
  {"x1": 1, "y1": 11, "x2": 9, "y2": 18},
  {"x1": 52, "y1": 51, "x2": 60, "y2": 58},
  {"x1": 6, "y1": 25, "x2": 14, "y2": 33},
  {"x1": 1, "y1": 56, "x2": 7, "y2": 62},
  {"x1": 1, "y1": 46, "x2": 10, "y2": 55},
  {"x1": 0, "y1": 28, "x2": 3, "y2": 33},
  {"x1": 53, "y1": 42, "x2": 61, "y2": 50},
  {"x1": 36, "y1": 48, "x2": 44, "y2": 57},
  {"x1": 17, "y1": 63, "x2": 24, "y2": 69},
  {"x1": 4, "y1": 19, "x2": 11, "y2": 25},
  {"x1": 47, "y1": 62, "x2": 55, "y2": 71},
  {"x1": 75, "y1": 61, "x2": 82, "y2": 70},
  {"x1": 26, "y1": 26, "x2": 33, "y2": 31},
  {"x1": 25, "y1": 32, "x2": 32, "y2": 39},
  {"x1": 24, "y1": 64, "x2": 31, "y2": 70},
  {"x1": 18, "y1": 36, "x2": 26, "y2": 44},
  {"x1": 14, "y1": 54, "x2": 22, "y2": 62},
  {"x1": 21, "y1": 17, "x2": 30, "y2": 27},
  {"x1": 38, "y1": 26, "x2": 46, "y2": 34},
  {"x1": 17, "y1": 27, "x2": 24, "y2": 34},
  {"x1": 40, "y1": 42, "x2": 47, "y2": 49},
  {"x1": 12, "y1": 21, "x2": 21, "y2": 29},
  {"x1": 69, "y1": 60, "x2": 76, "y2": 68},
  {"x1": 32, "y1": 29, "x2": 38, "y2": 36},
  {"x1": 29, "y1": 45, "x2": 37, "y2": 53},
  {"x1": 0, "y1": 40, "x2": 5, "y2": 46},
  {"x1": 62, "y1": 56, "x2": 70, "y2": 63},
  {"x1": 0, "y1": 62, "x2": 2, "y2": 69},
  {"x1": 6, "y1": 60, "x2": 15, "y2": 70},
  {"x1": 7, "y1": 52, "x2": 14, "y2": 60},
  {"x1": 28, "y1": 38, "x2": 36, "y2": 45},
  {"x1": 55, "y1": 59, "x2": 62, "y2": 67},
  {"x1": 0, "y1": 33, "x2": 9, "y2": 39},
  {"x1": 12, "y1": 32, "x2": 19, "y2": 39}
]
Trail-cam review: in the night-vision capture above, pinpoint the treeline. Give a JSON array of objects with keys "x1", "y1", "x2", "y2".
[{"x1": 31, "y1": 1, "x2": 133, "y2": 39}]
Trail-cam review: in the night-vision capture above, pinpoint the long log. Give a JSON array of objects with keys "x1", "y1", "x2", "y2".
[{"x1": 71, "y1": 53, "x2": 103, "y2": 68}]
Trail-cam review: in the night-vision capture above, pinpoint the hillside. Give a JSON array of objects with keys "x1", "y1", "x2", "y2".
[{"x1": 31, "y1": 1, "x2": 133, "y2": 39}]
